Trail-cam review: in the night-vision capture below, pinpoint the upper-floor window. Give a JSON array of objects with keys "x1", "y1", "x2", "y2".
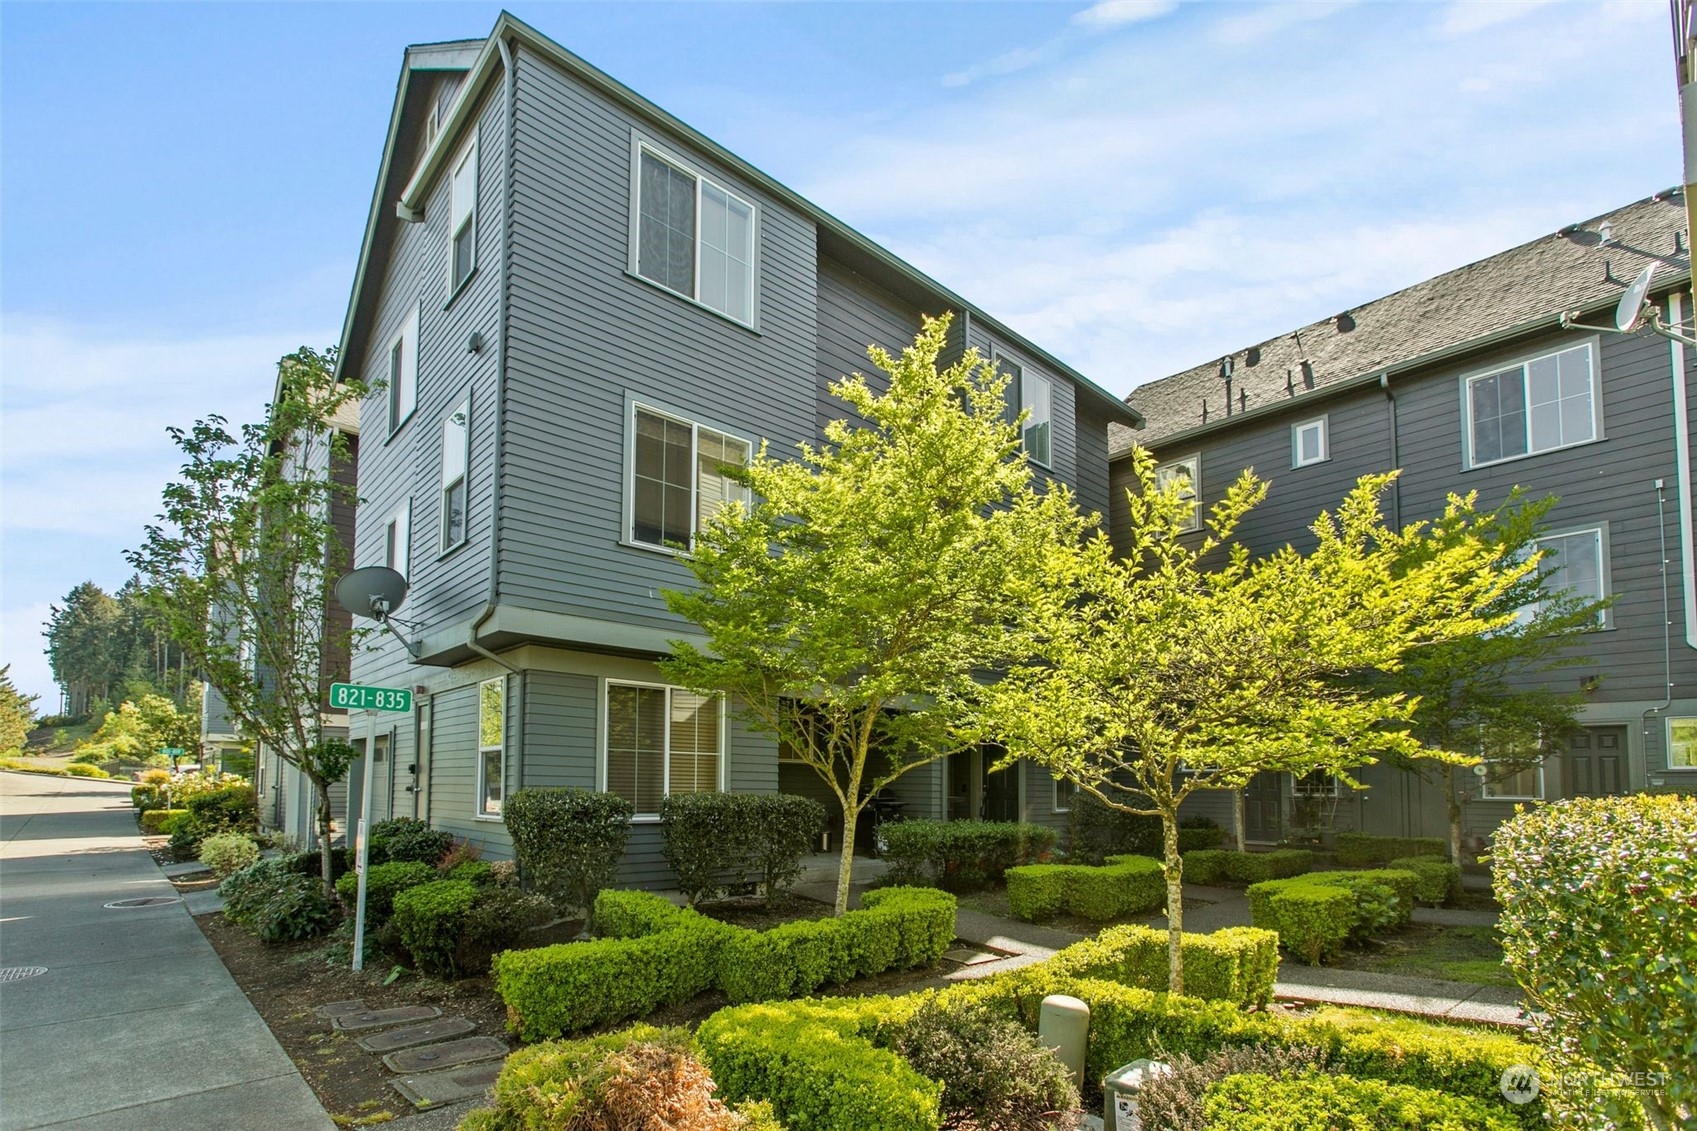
[
  {"x1": 633, "y1": 142, "x2": 757, "y2": 326},
  {"x1": 1291, "y1": 416, "x2": 1328, "y2": 468},
  {"x1": 387, "y1": 302, "x2": 419, "y2": 434},
  {"x1": 1023, "y1": 371, "x2": 1053, "y2": 468},
  {"x1": 1463, "y1": 342, "x2": 1598, "y2": 468},
  {"x1": 449, "y1": 134, "x2": 478, "y2": 294},
  {"x1": 383, "y1": 498, "x2": 411, "y2": 580},
  {"x1": 440, "y1": 395, "x2": 470, "y2": 552},
  {"x1": 1523, "y1": 526, "x2": 1608, "y2": 628},
  {"x1": 477, "y1": 677, "x2": 504, "y2": 818},
  {"x1": 1154, "y1": 454, "x2": 1200, "y2": 533},
  {"x1": 629, "y1": 404, "x2": 750, "y2": 551},
  {"x1": 1052, "y1": 775, "x2": 1076, "y2": 813},
  {"x1": 604, "y1": 682, "x2": 723, "y2": 817}
]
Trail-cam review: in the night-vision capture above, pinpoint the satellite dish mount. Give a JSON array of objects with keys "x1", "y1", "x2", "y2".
[
  {"x1": 333, "y1": 566, "x2": 419, "y2": 657},
  {"x1": 1560, "y1": 264, "x2": 1696, "y2": 346}
]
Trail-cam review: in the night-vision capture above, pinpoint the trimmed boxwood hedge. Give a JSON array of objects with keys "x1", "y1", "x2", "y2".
[
  {"x1": 1004, "y1": 854, "x2": 1165, "y2": 922},
  {"x1": 1044, "y1": 923, "x2": 1279, "y2": 1008},
  {"x1": 660, "y1": 791, "x2": 826, "y2": 904},
  {"x1": 392, "y1": 879, "x2": 480, "y2": 978},
  {"x1": 1385, "y1": 855, "x2": 1461, "y2": 906},
  {"x1": 1183, "y1": 848, "x2": 1315, "y2": 886},
  {"x1": 1201, "y1": 1070, "x2": 1521, "y2": 1130},
  {"x1": 140, "y1": 807, "x2": 188, "y2": 835},
  {"x1": 1246, "y1": 868, "x2": 1418, "y2": 963},
  {"x1": 493, "y1": 886, "x2": 957, "y2": 1039},
  {"x1": 1335, "y1": 831, "x2": 1448, "y2": 866},
  {"x1": 335, "y1": 860, "x2": 435, "y2": 922},
  {"x1": 878, "y1": 819, "x2": 1057, "y2": 892}
]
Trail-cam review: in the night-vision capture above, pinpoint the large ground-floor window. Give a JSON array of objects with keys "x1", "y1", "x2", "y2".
[{"x1": 604, "y1": 682, "x2": 723, "y2": 817}]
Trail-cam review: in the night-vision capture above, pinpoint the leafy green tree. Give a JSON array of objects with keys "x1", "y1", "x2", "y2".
[
  {"x1": 1384, "y1": 489, "x2": 1608, "y2": 863},
  {"x1": 128, "y1": 347, "x2": 361, "y2": 897},
  {"x1": 662, "y1": 315, "x2": 1084, "y2": 915},
  {"x1": 44, "y1": 581, "x2": 122, "y2": 715},
  {"x1": 0, "y1": 665, "x2": 39, "y2": 754},
  {"x1": 983, "y1": 449, "x2": 1534, "y2": 993},
  {"x1": 79, "y1": 691, "x2": 203, "y2": 765}
]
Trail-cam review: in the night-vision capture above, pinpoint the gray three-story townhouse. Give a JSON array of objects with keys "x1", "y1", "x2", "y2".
[
  {"x1": 333, "y1": 14, "x2": 1138, "y2": 884},
  {"x1": 1114, "y1": 192, "x2": 1697, "y2": 858}
]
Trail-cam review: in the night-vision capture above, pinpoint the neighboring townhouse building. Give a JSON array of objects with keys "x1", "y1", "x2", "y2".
[
  {"x1": 249, "y1": 393, "x2": 361, "y2": 845},
  {"x1": 1114, "y1": 192, "x2": 1697, "y2": 856},
  {"x1": 334, "y1": 15, "x2": 1138, "y2": 883}
]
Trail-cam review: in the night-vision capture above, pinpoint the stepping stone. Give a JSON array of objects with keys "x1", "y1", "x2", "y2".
[
  {"x1": 331, "y1": 1005, "x2": 441, "y2": 1031},
  {"x1": 392, "y1": 1060, "x2": 504, "y2": 1110},
  {"x1": 314, "y1": 1000, "x2": 369, "y2": 1019},
  {"x1": 382, "y1": 1035, "x2": 508, "y2": 1074},
  {"x1": 942, "y1": 948, "x2": 1001, "y2": 966},
  {"x1": 357, "y1": 1016, "x2": 476, "y2": 1053}
]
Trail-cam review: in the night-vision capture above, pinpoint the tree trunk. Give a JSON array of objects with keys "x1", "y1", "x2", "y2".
[
  {"x1": 1162, "y1": 809, "x2": 1185, "y2": 996},
  {"x1": 1445, "y1": 770, "x2": 1465, "y2": 865},
  {"x1": 834, "y1": 806, "x2": 858, "y2": 917},
  {"x1": 1232, "y1": 790, "x2": 1247, "y2": 852},
  {"x1": 314, "y1": 776, "x2": 336, "y2": 901}
]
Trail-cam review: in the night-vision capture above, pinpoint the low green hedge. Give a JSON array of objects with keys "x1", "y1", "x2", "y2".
[
  {"x1": 1201, "y1": 1071, "x2": 1521, "y2": 1130},
  {"x1": 1386, "y1": 855, "x2": 1461, "y2": 906},
  {"x1": 140, "y1": 808, "x2": 188, "y2": 835},
  {"x1": 932, "y1": 973, "x2": 1545, "y2": 1127},
  {"x1": 699, "y1": 1001, "x2": 942, "y2": 1131},
  {"x1": 1183, "y1": 848, "x2": 1315, "y2": 886},
  {"x1": 1335, "y1": 831, "x2": 1447, "y2": 866},
  {"x1": 493, "y1": 887, "x2": 956, "y2": 1038},
  {"x1": 1004, "y1": 854, "x2": 1165, "y2": 922},
  {"x1": 878, "y1": 819, "x2": 1057, "y2": 892},
  {"x1": 1044, "y1": 923, "x2": 1279, "y2": 1008},
  {"x1": 392, "y1": 879, "x2": 480, "y2": 978},
  {"x1": 1247, "y1": 868, "x2": 1418, "y2": 963},
  {"x1": 335, "y1": 861, "x2": 435, "y2": 922}
]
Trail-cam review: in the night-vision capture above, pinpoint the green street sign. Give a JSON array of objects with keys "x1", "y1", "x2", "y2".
[
  {"x1": 330, "y1": 683, "x2": 413, "y2": 713},
  {"x1": 160, "y1": 747, "x2": 185, "y2": 756}
]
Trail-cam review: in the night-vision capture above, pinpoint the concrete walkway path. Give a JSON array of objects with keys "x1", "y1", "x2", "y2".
[{"x1": 0, "y1": 771, "x2": 334, "y2": 1130}]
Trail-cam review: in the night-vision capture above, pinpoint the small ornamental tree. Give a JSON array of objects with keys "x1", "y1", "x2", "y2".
[
  {"x1": 1493, "y1": 795, "x2": 1697, "y2": 1131},
  {"x1": 0, "y1": 665, "x2": 38, "y2": 754},
  {"x1": 984, "y1": 448, "x2": 1534, "y2": 993},
  {"x1": 663, "y1": 314, "x2": 1084, "y2": 915},
  {"x1": 127, "y1": 348, "x2": 361, "y2": 898},
  {"x1": 1379, "y1": 488, "x2": 1608, "y2": 863}
]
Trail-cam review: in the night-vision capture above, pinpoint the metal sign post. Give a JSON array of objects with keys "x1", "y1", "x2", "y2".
[{"x1": 338, "y1": 683, "x2": 412, "y2": 973}]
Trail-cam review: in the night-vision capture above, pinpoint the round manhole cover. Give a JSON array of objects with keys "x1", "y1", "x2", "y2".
[
  {"x1": 103, "y1": 896, "x2": 183, "y2": 909},
  {"x1": 0, "y1": 967, "x2": 48, "y2": 983}
]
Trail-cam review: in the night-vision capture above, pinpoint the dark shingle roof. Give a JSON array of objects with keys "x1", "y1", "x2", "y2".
[{"x1": 1114, "y1": 191, "x2": 1689, "y2": 454}]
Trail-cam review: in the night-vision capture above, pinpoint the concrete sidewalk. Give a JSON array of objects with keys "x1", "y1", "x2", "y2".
[{"x1": 0, "y1": 771, "x2": 334, "y2": 1130}]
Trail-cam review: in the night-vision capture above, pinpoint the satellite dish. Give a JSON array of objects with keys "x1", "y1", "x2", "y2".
[
  {"x1": 1472, "y1": 764, "x2": 1489, "y2": 778},
  {"x1": 1615, "y1": 265, "x2": 1655, "y2": 333},
  {"x1": 334, "y1": 566, "x2": 408, "y2": 620}
]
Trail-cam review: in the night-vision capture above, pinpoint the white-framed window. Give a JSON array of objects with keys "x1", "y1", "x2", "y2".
[
  {"x1": 1481, "y1": 758, "x2": 1545, "y2": 800},
  {"x1": 1462, "y1": 341, "x2": 1599, "y2": 468},
  {"x1": 1291, "y1": 416, "x2": 1328, "y2": 468},
  {"x1": 449, "y1": 133, "x2": 478, "y2": 294},
  {"x1": 387, "y1": 302, "x2": 419, "y2": 434},
  {"x1": 440, "y1": 395, "x2": 470, "y2": 552},
  {"x1": 1290, "y1": 769, "x2": 1341, "y2": 797},
  {"x1": 628, "y1": 403, "x2": 751, "y2": 551},
  {"x1": 1522, "y1": 526, "x2": 1608, "y2": 627},
  {"x1": 425, "y1": 102, "x2": 441, "y2": 149},
  {"x1": 476, "y1": 677, "x2": 504, "y2": 818},
  {"x1": 1154, "y1": 454, "x2": 1201, "y2": 533},
  {"x1": 1668, "y1": 717, "x2": 1697, "y2": 771},
  {"x1": 631, "y1": 139, "x2": 758, "y2": 326},
  {"x1": 1022, "y1": 371, "x2": 1053, "y2": 468},
  {"x1": 383, "y1": 498, "x2": 411, "y2": 580},
  {"x1": 603, "y1": 682, "x2": 724, "y2": 817},
  {"x1": 1052, "y1": 775, "x2": 1077, "y2": 813}
]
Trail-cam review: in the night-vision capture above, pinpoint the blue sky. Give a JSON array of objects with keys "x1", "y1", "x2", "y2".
[{"x1": 0, "y1": 0, "x2": 1677, "y2": 711}]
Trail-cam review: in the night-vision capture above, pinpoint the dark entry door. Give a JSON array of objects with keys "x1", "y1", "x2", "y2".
[
  {"x1": 1244, "y1": 772, "x2": 1282, "y2": 843},
  {"x1": 981, "y1": 746, "x2": 1020, "y2": 822},
  {"x1": 1566, "y1": 727, "x2": 1627, "y2": 798}
]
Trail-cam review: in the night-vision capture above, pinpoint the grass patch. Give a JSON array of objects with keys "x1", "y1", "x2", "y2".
[{"x1": 1334, "y1": 925, "x2": 1517, "y2": 987}]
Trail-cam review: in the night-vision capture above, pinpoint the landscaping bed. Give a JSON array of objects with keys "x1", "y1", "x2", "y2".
[
  {"x1": 1328, "y1": 924, "x2": 1514, "y2": 987},
  {"x1": 956, "y1": 881, "x2": 1210, "y2": 936}
]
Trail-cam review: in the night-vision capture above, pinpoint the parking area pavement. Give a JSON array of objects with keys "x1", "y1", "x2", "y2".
[{"x1": 0, "y1": 771, "x2": 334, "y2": 1131}]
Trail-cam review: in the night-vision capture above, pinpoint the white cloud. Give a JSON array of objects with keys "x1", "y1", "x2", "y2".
[
  {"x1": 1212, "y1": 1, "x2": 1358, "y2": 46},
  {"x1": 1439, "y1": 0, "x2": 1557, "y2": 37},
  {"x1": 1072, "y1": 0, "x2": 1179, "y2": 31}
]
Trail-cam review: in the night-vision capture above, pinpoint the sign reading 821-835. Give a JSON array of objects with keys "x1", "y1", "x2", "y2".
[{"x1": 329, "y1": 683, "x2": 413, "y2": 713}]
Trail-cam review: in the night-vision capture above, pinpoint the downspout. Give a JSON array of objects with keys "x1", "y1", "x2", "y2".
[
  {"x1": 1379, "y1": 372, "x2": 1401, "y2": 528},
  {"x1": 1641, "y1": 479, "x2": 1675, "y2": 755},
  {"x1": 468, "y1": 33, "x2": 519, "y2": 682},
  {"x1": 1669, "y1": 291, "x2": 1697, "y2": 651}
]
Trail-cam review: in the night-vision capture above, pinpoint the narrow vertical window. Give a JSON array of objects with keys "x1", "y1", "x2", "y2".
[
  {"x1": 477, "y1": 678, "x2": 504, "y2": 817},
  {"x1": 1022, "y1": 371, "x2": 1053, "y2": 467},
  {"x1": 1053, "y1": 776, "x2": 1076, "y2": 813},
  {"x1": 638, "y1": 150, "x2": 696, "y2": 297},
  {"x1": 449, "y1": 137, "x2": 478, "y2": 293},
  {"x1": 1154, "y1": 455, "x2": 1201, "y2": 533},
  {"x1": 440, "y1": 396, "x2": 469, "y2": 551},
  {"x1": 387, "y1": 303, "x2": 419, "y2": 434},
  {"x1": 384, "y1": 499, "x2": 411, "y2": 579},
  {"x1": 699, "y1": 183, "x2": 754, "y2": 324}
]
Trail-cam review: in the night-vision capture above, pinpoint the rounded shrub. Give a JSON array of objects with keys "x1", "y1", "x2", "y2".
[
  {"x1": 198, "y1": 831, "x2": 260, "y2": 878},
  {"x1": 368, "y1": 817, "x2": 454, "y2": 867},
  {"x1": 660, "y1": 792, "x2": 826, "y2": 905},
  {"x1": 335, "y1": 861, "x2": 435, "y2": 922},
  {"x1": 64, "y1": 763, "x2": 110, "y2": 778},
  {"x1": 392, "y1": 879, "x2": 479, "y2": 978},
  {"x1": 503, "y1": 788, "x2": 633, "y2": 914}
]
